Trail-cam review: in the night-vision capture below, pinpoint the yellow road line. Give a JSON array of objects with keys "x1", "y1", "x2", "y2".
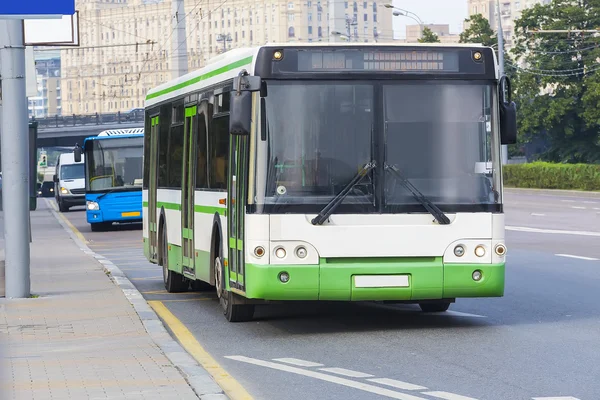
[
  {"x1": 148, "y1": 301, "x2": 254, "y2": 400},
  {"x1": 45, "y1": 198, "x2": 89, "y2": 244},
  {"x1": 161, "y1": 298, "x2": 214, "y2": 302},
  {"x1": 142, "y1": 290, "x2": 201, "y2": 295}
]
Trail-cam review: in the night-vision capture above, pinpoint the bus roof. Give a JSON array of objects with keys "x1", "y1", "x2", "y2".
[
  {"x1": 83, "y1": 129, "x2": 144, "y2": 145},
  {"x1": 145, "y1": 42, "x2": 495, "y2": 108}
]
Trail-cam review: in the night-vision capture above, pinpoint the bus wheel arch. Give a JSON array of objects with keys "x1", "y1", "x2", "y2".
[{"x1": 209, "y1": 214, "x2": 224, "y2": 289}]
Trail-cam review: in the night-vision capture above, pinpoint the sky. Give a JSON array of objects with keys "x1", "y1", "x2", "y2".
[{"x1": 390, "y1": 0, "x2": 469, "y2": 38}]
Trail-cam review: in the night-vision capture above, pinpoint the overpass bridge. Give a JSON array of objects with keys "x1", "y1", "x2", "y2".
[{"x1": 33, "y1": 112, "x2": 144, "y2": 147}]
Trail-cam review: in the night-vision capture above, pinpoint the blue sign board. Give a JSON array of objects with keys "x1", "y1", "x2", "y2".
[{"x1": 0, "y1": 0, "x2": 75, "y2": 16}]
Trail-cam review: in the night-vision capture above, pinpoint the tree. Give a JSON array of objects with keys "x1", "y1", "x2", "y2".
[
  {"x1": 418, "y1": 27, "x2": 440, "y2": 43},
  {"x1": 511, "y1": 0, "x2": 600, "y2": 163},
  {"x1": 459, "y1": 14, "x2": 497, "y2": 48}
]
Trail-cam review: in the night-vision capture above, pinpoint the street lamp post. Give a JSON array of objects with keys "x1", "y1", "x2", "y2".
[
  {"x1": 217, "y1": 33, "x2": 232, "y2": 53},
  {"x1": 384, "y1": 3, "x2": 424, "y2": 40}
]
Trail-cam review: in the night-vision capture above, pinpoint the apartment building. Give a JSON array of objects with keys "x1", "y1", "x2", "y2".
[
  {"x1": 29, "y1": 52, "x2": 62, "y2": 119},
  {"x1": 405, "y1": 24, "x2": 460, "y2": 43},
  {"x1": 61, "y1": 0, "x2": 393, "y2": 115},
  {"x1": 467, "y1": 0, "x2": 551, "y2": 48}
]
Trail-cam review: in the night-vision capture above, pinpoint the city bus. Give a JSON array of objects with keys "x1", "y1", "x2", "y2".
[
  {"x1": 142, "y1": 43, "x2": 517, "y2": 322},
  {"x1": 74, "y1": 128, "x2": 144, "y2": 232}
]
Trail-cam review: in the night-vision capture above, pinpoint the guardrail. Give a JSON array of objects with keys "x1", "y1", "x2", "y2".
[{"x1": 30, "y1": 112, "x2": 145, "y2": 129}]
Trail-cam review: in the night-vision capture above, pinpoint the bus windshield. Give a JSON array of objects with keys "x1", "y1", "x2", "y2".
[
  {"x1": 85, "y1": 137, "x2": 144, "y2": 192},
  {"x1": 258, "y1": 80, "x2": 501, "y2": 214},
  {"x1": 60, "y1": 164, "x2": 84, "y2": 180}
]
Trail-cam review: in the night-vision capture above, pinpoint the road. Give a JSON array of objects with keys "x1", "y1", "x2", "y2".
[{"x1": 53, "y1": 189, "x2": 600, "y2": 400}]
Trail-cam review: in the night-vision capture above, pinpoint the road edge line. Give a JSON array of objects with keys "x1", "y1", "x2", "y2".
[
  {"x1": 149, "y1": 300, "x2": 254, "y2": 400},
  {"x1": 46, "y1": 199, "x2": 89, "y2": 244},
  {"x1": 43, "y1": 198, "x2": 230, "y2": 400}
]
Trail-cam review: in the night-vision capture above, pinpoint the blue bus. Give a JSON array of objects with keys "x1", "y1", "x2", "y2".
[{"x1": 74, "y1": 128, "x2": 144, "y2": 232}]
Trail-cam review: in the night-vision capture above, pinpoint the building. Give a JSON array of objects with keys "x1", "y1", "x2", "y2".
[
  {"x1": 28, "y1": 51, "x2": 62, "y2": 119},
  {"x1": 405, "y1": 24, "x2": 460, "y2": 43},
  {"x1": 467, "y1": 0, "x2": 551, "y2": 49},
  {"x1": 61, "y1": 0, "x2": 394, "y2": 115}
]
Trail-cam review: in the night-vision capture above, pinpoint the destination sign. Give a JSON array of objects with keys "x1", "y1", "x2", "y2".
[{"x1": 264, "y1": 47, "x2": 490, "y2": 76}]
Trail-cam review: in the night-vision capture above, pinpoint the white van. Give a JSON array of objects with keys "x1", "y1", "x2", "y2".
[{"x1": 54, "y1": 152, "x2": 85, "y2": 212}]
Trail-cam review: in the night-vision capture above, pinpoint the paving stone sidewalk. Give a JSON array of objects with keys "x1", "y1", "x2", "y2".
[{"x1": 0, "y1": 205, "x2": 200, "y2": 399}]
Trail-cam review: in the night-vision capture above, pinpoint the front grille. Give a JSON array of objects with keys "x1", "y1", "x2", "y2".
[{"x1": 70, "y1": 188, "x2": 85, "y2": 194}]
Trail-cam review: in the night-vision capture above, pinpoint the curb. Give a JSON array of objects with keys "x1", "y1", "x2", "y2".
[
  {"x1": 504, "y1": 187, "x2": 600, "y2": 197},
  {"x1": 45, "y1": 200, "x2": 229, "y2": 400}
]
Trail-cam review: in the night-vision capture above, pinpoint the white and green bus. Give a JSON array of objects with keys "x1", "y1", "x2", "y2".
[{"x1": 142, "y1": 43, "x2": 517, "y2": 322}]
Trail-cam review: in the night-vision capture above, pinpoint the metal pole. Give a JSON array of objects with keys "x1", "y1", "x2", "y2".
[
  {"x1": 496, "y1": 0, "x2": 509, "y2": 165},
  {"x1": 171, "y1": 0, "x2": 188, "y2": 80},
  {"x1": 0, "y1": 19, "x2": 31, "y2": 298}
]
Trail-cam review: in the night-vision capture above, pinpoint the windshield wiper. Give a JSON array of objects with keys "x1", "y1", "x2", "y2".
[
  {"x1": 385, "y1": 164, "x2": 451, "y2": 225},
  {"x1": 311, "y1": 161, "x2": 376, "y2": 226}
]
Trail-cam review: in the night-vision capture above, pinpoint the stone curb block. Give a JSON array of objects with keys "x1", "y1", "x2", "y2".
[{"x1": 47, "y1": 204, "x2": 229, "y2": 400}]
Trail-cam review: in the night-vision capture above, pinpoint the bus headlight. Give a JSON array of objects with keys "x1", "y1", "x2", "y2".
[
  {"x1": 87, "y1": 201, "x2": 100, "y2": 211},
  {"x1": 60, "y1": 187, "x2": 70, "y2": 194},
  {"x1": 475, "y1": 245, "x2": 486, "y2": 257},
  {"x1": 295, "y1": 246, "x2": 307, "y2": 259},
  {"x1": 275, "y1": 247, "x2": 286, "y2": 259},
  {"x1": 495, "y1": 244, "x2": 507, "y2": 256}
]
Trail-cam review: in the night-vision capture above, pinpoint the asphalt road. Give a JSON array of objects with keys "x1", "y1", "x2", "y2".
[{"x1": 54, "y1": 189, "x2": 600, "y2": 400}]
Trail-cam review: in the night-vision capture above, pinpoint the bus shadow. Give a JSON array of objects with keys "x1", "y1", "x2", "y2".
[
  {"x1": 251, "y1": 301, "x2": 492, "y2": 333},
  {"x1": 103, "y1": 222, "x2": 143, "y2": 232}
]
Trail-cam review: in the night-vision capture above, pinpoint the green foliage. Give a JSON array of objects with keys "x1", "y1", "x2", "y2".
[
  {"x1": 510, "y1": 0, "x2": 600, "y2": 163},
  {"x1": 503, "y1": 162, "x2": 600, "y2": 191},
  {"x1": 459, "y1": 14, "x2": 497, "y2": 47},
  {"x1": 418, "y1": 27, "x2": 440, "y2": 43}
]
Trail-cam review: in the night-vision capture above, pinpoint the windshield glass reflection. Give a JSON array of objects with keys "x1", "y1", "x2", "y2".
[{"x1": 85, "y1": 137, "x2": 144, "y2": 192}]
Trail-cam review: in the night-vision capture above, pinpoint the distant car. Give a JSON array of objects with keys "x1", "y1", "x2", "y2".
[{"x1": 40, "y1": 181, "x2": 55, "y2": 197}]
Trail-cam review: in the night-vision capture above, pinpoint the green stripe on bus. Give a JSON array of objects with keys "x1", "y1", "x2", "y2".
[
  {"x1": 143, "y1": 201, "x2": 226, "y2": 216},
  {"x1": 146, "y1": 56, "x2": 254, "y2": 101}
]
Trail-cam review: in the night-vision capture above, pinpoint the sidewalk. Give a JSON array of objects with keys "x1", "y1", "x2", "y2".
[{"x1": 0, "y1": 202, "x2": 206, "y2": 399}]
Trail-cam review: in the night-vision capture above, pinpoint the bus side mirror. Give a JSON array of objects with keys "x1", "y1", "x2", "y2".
[
  {"x1": 53, "y1": 174, "x2": 58, "y2": 183},
  {"x1": 74, "y1": 145, "x2": 82, "y2": 163},
  {"x1": 499, "y1": 76, "x2": 517, "y2": 145},
  {"x1": 230, "y1": 71, "x2": 261, "y2": 136}
]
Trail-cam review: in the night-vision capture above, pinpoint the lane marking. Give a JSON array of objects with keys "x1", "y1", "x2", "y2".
[
  {"x1": 506, "y1": 226, "x2": 600, "y2": 237},
  {"x1": 273, "y1": 358, "x2": 324, "y2": 367},
  {"x1": 560, "y1": 200, "x2": 576, "y2": 203},
  {"x1": 443, "y1": 311, "x2": 487, "y2": 318},
  {"x1": 367, "y1": 378, "x2": 427, "y2": 391},
  {"x1": 570, "y1": 206, "x2": 586, "y2": 210},
  {"x1": 318, "y1": 367, "x2": 374, "y2": 378},
  {"x1": 131, "y1": 276, "x2": 163, "y2": 281},
  {"x1": 45, "y1": 199, "x2": 89, "y2": 244},
  {"x1": 422, "y1": 392, "x2": 478, "y2": 400},
  {"x1": 149, "y1": 301, "x2": 254, "y2": 400},
  {"x1": 530, "y1": 213, "x2": 546, "y2": 216},
  {"x1": 583, "y1": 201, "x2": 598, "y2": 204},
  {"x1": 224, "y1": 356, "x2": 427, "y2": 400},
  {"x1": 555, "y1": 254, "x2": 599, "y2": 261},
  {"x1": 532, "y1": 397, "x2": 581, "y2": 400}
]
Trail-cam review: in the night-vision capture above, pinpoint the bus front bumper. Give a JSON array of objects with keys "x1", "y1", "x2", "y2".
[
  {"x1": 87, "y1": 209, "x2": 143, "y2": 224},
  {"x1": 243, "y1": 258, "x2": 505, "y2": 301}
]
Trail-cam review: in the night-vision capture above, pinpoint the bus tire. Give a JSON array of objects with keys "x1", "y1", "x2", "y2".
[
  {"x1": 214, "y1": 248, "x2": 254, "y2": 322},
  {"x1": 161, "y1": 223, "x2": 187, "y2": 293},
  {"x1": 419, "y1": 301, "x2": 451, "y2": 313}
]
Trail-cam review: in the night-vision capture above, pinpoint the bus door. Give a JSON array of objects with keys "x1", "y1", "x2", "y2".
[
  {"x1": 227, "y1": 134, "x2": 249, "y2": 292},
  {"x1": 148, "y1": 116, "x2": 160, "y2": 262},
  {"x1": 181, "y1": 105, "x2": 197, "y2": 277}
]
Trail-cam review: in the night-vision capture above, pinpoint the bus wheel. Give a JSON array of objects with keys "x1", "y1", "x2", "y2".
[
  {"x1": 162, "y1": 229, "x2": 187, "y2": 293},
  {"x1": 214, "y1": 255, "x2": 254, "y2": 322},
  {"x1": 419, "y1": 301, "x2": 451, "y2": 313}
]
